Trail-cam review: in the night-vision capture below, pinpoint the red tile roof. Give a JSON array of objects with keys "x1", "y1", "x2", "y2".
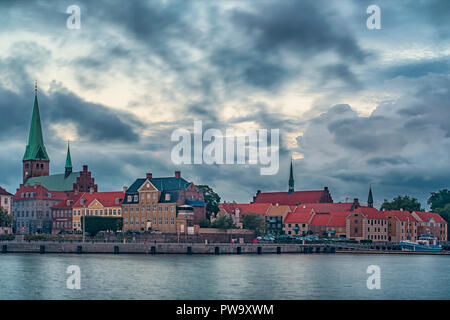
[
  {"x1": 296, "y1": 202, "x2": 355, "y2": 213},
  {"x1": 383, "y1": 210, "x2": 418, "y2": 222},
  {"x1": 73, "y1": 192, "x2": 125, "y2": 208},
  {"x1": 235, "y1": 203, "x2": 271, "y2": 214},
  {"x1": 310, "y1": 214, "x2": 332, "y2": 226},
  {"x1": 51, "y1": 193, "x2": 84, "y2": 209},
  {"x1": 252, "y1": 188, "x2": 332, "y2": 206},
  {"x1": 353, "y1": 206, "x2": 387, "y2": 220},
  {"x1": 284, "y1": 207, "x2": 314, "y2": 223},
  {"x1": 328, "y1": 212, "x2": 350, "y2": 227},
  {"x1": 0, "y1": 186, "x2": 12, "y2": 196},
  {"x1": 413, "y1": 211, "x2": 447, "y2": 224},
  {"x1": 13, "y1": 184, "x2": 67, "y2": 201}
]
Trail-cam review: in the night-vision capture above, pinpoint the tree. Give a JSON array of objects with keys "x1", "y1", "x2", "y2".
[
  {"x1": 241, "y1": 214, "x2": 266, "y2": 236},
  {"x1": 211, "y1": 214, "x2": 236, "y2": 231},
  {"x1": 428, "y1": 189, "x2": 450, "y2": 223},
  {"x1": 197, "y1": 185, "x2": 221, "y2": 220},
  {"x1": 199, "y1": 218, "x2": 211, "y2": 228},
  {"x1": 0, "y1": 208, "x2": 12, "y2": 228},
  {"x1": 380, "y1": 195, "x2": 422, "y2": 212},
  {"x1": 81, "y1": 216, "x2": 123, "y2": 236}
]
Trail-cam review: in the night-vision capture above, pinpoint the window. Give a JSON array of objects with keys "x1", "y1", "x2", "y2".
[
  {"x1": 170, "y1": 218, "x2": 174, "y2": 224},
  {"x1": 127, "y1": 196, "x2": 132, "y2": 202},
  {"x1": 165, "y1": 217, "x2": 168, "y2": 224},
  {"x1": 133, "y1": 195, "x2": 138, "y2": 202}
]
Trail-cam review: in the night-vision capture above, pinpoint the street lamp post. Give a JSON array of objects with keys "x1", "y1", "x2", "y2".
[{"x1": 82, "y1": 208, "x2": 85, "y2": 243}]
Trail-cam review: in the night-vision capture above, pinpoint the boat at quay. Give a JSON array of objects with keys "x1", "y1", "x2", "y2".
[{"x1": 400, "y1": 235, "x2": 443, "y2": 252}]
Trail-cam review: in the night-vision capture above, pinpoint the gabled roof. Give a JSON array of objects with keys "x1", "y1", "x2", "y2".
[
  {"x1": 13, "y1": 184, "x2": 67, "y2": 201},
  {"x1": 235, "y1": 203, "x2": 272, "y2": 214},
  {"x1": 295, "y1": 202, "x2": 355, "y2": 214},
  {"x1": 352, "y1": 206, "x2": 387, "y2": 220},
  {"x1": 412, "y1": 211, "x2": 447, "y2": 224},
  {"x1": 51, "y1": 193, "x2": 84, "y2": 209},
  {"x1": 266, "y1": 205, "x2": 291, "y2": 217},
  {"x1": 383, "y1": 210, "x2": 418, "y2": 222},
  {"x1": 252, "y1": 188, "x2": 332, "y2": 205},
  {"x1": 23, "y1": 95, "x2": 50, "y2": 161},
  {"x1": 284, "y1": 207, "x2": 314, "y2": 223},
  {"x1": 126, "y1": 177, "x2": 191, "y2": 193},
  {"x1": 328, "y1": 212, "x2": 350, "y2": 227},
  {"x1": 310, "y1": 214, "x2": 332, "y2": 226},
  {"x1": 24, "y1": 172, "x2": 80, "y2": 191},
  {"x1": 73, "y1": 191, "x2": 124, "y2": 208},
  {"x1": 0, "y1": 186, "x2": 12, "y2": 196}
]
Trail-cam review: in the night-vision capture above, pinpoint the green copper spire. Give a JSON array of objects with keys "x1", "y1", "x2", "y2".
[
  {"x1": 23, "y1": 83, "x2": 50, "y2": 161},
  {"x1": 288, "y1": 158, "x2": 294, "y2": 194},
  {"x1": 65, "y1": 141, "x2": 72, "y2": 177}
]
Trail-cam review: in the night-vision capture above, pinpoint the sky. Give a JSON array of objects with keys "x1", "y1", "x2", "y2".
[{"x1": 0, "y1": 0, "x2": 449, "y2": 208}]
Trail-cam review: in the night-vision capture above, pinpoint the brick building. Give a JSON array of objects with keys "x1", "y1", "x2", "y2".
[
  {"x1": 12, "y1": 184, "x2": 66, "y2": 234},
  {"x1": 122, "y1": 171, "x2": 206, "y2": 233}
]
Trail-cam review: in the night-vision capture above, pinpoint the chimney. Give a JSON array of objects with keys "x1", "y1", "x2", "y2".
[
  {"x1": 123, "y1": 186, "x2": 128, "y2": 193},
  {"x1": 175, "y1": 171, "x2": 181, "y2": 178},
  {"x1": 146, "y1": 173, "x2": 152, "y2": 179}
]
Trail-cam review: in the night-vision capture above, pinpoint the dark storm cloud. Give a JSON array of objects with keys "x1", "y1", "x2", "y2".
[
  {"x1": 292, "y1": 74, "x2": 450, "y2": 205},
  {"x1": 230, "y1": 0, "x2": 368, "y2": 63}
]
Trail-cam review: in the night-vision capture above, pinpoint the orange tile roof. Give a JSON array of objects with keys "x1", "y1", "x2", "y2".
[{"x1": 266, "y1": 205, "x2": 291, "y2": 217}]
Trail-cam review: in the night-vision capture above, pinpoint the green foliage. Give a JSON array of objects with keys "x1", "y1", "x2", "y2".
[
  {"x1": 211, "y1": 214, "x2": 236, "y2": 231},
  {"x1": 197, "y1": 185, "x2": 221, "y2": 219},
  {"x1": 0, "y1": 208, "x2": 12, "y2": 228},
  {"x1": 428, "y1": 190, "x2": 450, "y2": 224},
  {"x1": 0, "y1": 234, "x2": 14, "y2": 241},
  {"x1": 380, "y1": 195, "x2": 422, "y2": 212},
  {"x1": 82, "y1": 216, "x2": 123, "y2": 236},
  {"x1": 199, "y1": 218, "x2": 212, "y2": 228},
  {"x1": 241, "y1": 214, "x2": 266, "y2": 236}
]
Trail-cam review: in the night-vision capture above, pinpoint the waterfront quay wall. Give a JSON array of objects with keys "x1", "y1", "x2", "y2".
[{"x1": 0, "y1": 242, "x2": 335, "y2": 255}]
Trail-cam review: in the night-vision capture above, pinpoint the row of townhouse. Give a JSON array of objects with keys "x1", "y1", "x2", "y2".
[
  {"x1": 219, "y1": 198, "x2": 448, "y2": 242},
  {"x1": 11, "y1": 171, "x2": 206, "y2": 235}
]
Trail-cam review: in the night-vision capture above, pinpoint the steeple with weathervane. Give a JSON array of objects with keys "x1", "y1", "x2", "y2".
[
  {"x1": 22, "y1": 81, "x2": 50, "y2": 183},
  {"x1": 288, "y1": 157, "x2": 294, "y2": 194}
]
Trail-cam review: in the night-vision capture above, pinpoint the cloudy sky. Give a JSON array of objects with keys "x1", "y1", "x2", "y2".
[{"x1": 0, "y1": 0, "x2": 449, "y2": 207}]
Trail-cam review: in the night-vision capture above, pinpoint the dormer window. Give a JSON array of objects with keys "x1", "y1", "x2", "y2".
[
  {"x1": 133, "y1": 195, "x2": 138, "y2": 202},
  {"x1": 165, "y1": 194, "x2": 170, "y2": 201},
  {"x1": 127, "y1": 195, "x2": 132, "y2": 202}
]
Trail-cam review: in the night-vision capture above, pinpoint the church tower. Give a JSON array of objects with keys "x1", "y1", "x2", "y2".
[
  {"x1": 368, "y1": 185, "x2": 374, "y2": 208},
  {"x1": 23, "y1": 82, "x2": 50, "y2": 183},
  {"x1": 288, "y1": 158, "x2": 294, "y2": 194}
]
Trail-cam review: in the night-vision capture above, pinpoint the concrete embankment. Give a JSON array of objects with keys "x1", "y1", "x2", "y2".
[
  {"x1": 1, "y1": 242, "x2": 336, "y2": 254},
  {"x1": 1, "y1": 242, "x2": 449, "y2": 255}
]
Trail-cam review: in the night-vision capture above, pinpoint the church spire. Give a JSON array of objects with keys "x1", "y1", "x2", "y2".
[
  {"x1": 288, "y1": 157, "x2": 294, "y2": 194},
  {"x1": 23, "y1": 81, "x2": 50, "y2": 162},
  {"x1": 368, "y1": 185, "x2": 374, "y2": 208},
  {"x1": 65, "y1": 140, "x2": 73, "y2": 177}
]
